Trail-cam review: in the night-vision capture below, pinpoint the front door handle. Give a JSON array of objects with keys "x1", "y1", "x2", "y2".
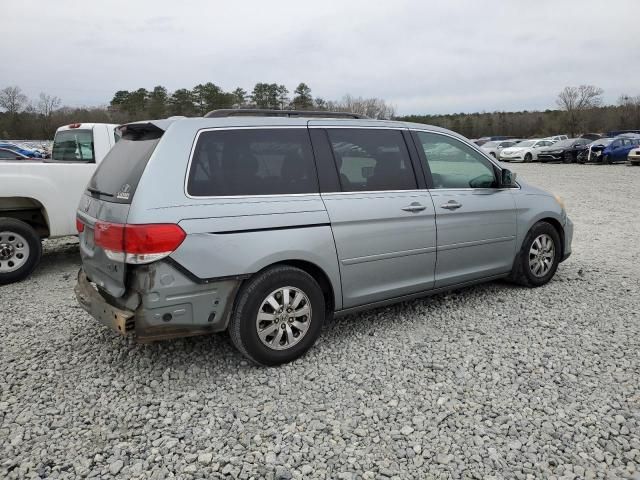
[
  {"x1": 401, "y1": 202, "x2": 426, "y2": 213},
  {"x1": 440, "y1": 200, "x2": 462, "y2": 210}
]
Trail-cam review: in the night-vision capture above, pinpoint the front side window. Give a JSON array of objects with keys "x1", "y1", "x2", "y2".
[
  {"x1": 326, "y1": 129, "x2": 416, "y2": 192},
  {"x1": 187, "y1": 128, "x2": 318, "y2": 197},
  {"x1": 51, "y1": 129, "x2": 95, "y2": 162},
  {"x1": 415, "y1": 131, "x2": 497, "y2": 189}
]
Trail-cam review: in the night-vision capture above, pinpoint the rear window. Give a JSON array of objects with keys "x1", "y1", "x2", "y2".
[
  {"x1": 51, "y1": 129, "x2": 94, "y2": 162},
  {"x1": 87, "y1": 126, "x2": 161, "y2": 203},
  {"x1": 187, "y1": 128, "x2": 318, "y2": 197}
]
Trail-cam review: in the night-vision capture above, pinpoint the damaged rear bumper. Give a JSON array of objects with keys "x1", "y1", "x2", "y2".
[
  {"x1": 74, "y1": 261, "x2": 242, "y2": 342},
  {"x1": 75, "y1": 270, "x2": 135, "y2": 335}
]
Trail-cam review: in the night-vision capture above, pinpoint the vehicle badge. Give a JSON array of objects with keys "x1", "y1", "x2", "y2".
[{"x1": 116, "y1": 184, "x2": 132, "y2": 200}]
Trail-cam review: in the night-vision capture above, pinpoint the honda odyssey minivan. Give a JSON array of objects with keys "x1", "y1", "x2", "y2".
[{"x1": 75, "y1": 110, "x2": 573, "y2": 365}]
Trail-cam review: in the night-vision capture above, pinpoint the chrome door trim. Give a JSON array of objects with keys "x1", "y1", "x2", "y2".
[{"x1": 437, "y1": 236, "x2": 515, "y2": 252}]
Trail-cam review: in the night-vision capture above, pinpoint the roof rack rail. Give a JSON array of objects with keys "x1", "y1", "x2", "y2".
[{"x1": 204, "y1": 109, "x2": 367, "y2": 119}]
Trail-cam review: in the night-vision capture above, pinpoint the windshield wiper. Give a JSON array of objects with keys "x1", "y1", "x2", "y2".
[{"x1": 87, "y1": 187, "x2": 113, "y2": 197}]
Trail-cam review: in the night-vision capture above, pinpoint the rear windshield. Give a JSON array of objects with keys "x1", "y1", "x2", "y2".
[
  {"x1": 87, "y1": 127, "x2": 161, "y2": 203},
  {"x1": 51, "y1": 129, "x2": 94, "y2": 162}
]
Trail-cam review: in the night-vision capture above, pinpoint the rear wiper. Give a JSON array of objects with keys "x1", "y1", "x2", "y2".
[{"x1": 87, "y1": 187, "x2": 113, "y2": 197}]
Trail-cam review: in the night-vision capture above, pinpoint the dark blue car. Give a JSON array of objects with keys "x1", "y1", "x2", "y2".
[{"x1": 579, "y1": 136, "x2": 640, "y2": 163}]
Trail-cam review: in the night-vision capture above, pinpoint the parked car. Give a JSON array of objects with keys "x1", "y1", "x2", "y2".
[
  {"x1": 0, "y1": 142, "x2": 43, "y2": 158},
  {"x1": 543, "y1": 135, "x2": 569, "y2": 142},
  {"x1": 481, "y1": 140, "x2": 521, "y2": 158},
  {"x1": 628, "y1": 145, "x2": 640, "y2": 165},
  {"x1": 536, "y1": 138, "x2": 592, "y2": 163},
  {"x1": 499, "y1": 139, "x2": 556, "y2": 162},
  {"x1": 0, "y1": 148, "x2": 33, "y2": 161},
  {"x1": 0, "y1": 123, "x2": 120, "y2": 284},
  {"x1": 474, "y1": 136, "x2": 517, "y2": 146},
  {"x1": 74, "y1": 110, "x2": 573, "y2": 365},
  {"x1": 578, "y1": 136, "x2": 640, "y2": 164}
]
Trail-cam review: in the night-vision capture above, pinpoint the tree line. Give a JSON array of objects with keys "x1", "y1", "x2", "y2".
[{"x1": 1, "y1": 82, "x2": 639, "y2": 140}]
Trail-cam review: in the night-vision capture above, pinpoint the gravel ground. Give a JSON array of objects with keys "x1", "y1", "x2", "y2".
[{"x1": 1, "y1": 163, "x2": 639, "y2": 479}]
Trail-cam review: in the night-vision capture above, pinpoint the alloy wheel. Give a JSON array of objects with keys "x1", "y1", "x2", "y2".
[
  {"x1": 528, "y1": 234, "x2": 555, "y2": 277},
  {"x1": 255, "y1": 286, "x2": 312, "y2": 350}
]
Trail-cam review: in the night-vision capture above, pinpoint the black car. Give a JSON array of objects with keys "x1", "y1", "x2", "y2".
[{"x1": 536, "y1": 138, "x2": 591, "y2": 163}]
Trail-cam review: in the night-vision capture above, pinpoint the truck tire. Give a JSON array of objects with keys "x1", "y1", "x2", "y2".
[
  {"x1": 228, "y1": 265, "x2": 325, "y2": 366},
  {"x1": 0, "y1": 218, "x2": 42, "y2": 285}
]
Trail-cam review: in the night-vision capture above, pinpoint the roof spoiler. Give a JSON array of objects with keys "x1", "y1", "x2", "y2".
[{"x1": 204, "y1": 109, "x2": 367, "y2": 119}]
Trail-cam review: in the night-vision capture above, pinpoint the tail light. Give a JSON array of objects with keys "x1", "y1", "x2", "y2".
[
  {"x1": 94, "y1": 222, "x2": 186, "y2": 264},
  {"x1": 76, "y1": 218, "x2": 85, "y2": 233}
]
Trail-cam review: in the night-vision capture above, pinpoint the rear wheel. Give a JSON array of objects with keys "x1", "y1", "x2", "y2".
[
  {"x1": 228, "y1": 265, "x2": 325, "y2": 365},
  {"x1": 0, "y1": 218, "x2": 42, "y2": 285},
  {"x1": 524, "y1": 153, "x2": 533, "y2": 163},
  {"x1": 509, "y1": 221, "x2": 561, "y2": 287}
]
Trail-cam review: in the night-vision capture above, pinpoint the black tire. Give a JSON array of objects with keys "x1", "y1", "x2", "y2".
[
  {"x1": 509, "y1": 221, "x2": 562, "y2": 288},
  {"x1": 228, "y1": 265, "x2": 325, "y2": 366},
  {"x1": 0, "y1": 217, "x2": 42, "y2": 285},
  {"x1": 603, "y1": 154, "x2": 611, "y2": 165},
  {"x1": 524, "y1": 153, "x2": 533, "y2": 163}
]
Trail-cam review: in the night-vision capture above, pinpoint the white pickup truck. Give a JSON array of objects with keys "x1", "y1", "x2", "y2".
[{"x1": 0, "y1": 123, "x2": 119, "y2": 284}]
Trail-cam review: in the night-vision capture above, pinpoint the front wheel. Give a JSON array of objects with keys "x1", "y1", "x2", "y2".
[
  {"x1": 524, "y1": 153, "x2": 533, "y2": 163},
  {"x1": 0, "y1": 218, "x2": 43, "y2": 285},
  {"x1": 228, "y1": 265, "x2": 325, "y2": 365},
  {"x1": 509, "y1": 221, "x2": 561, "y2": 287}
]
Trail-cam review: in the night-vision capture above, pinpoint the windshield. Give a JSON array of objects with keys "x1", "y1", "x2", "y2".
[
  {"x1": 517, "y1": 140, "x2": 535, "y2": 147},
  {"x1": 482, "y1": 141, "x2": 499, "y2": 148},
  {"x1": 51, "y1": 129, "x2": 94, "y2": 162}
]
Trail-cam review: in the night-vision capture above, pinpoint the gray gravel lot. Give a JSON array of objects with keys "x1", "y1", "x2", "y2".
[{"x1": 1, "y1": 163, "x2": 639, "y2": 479}]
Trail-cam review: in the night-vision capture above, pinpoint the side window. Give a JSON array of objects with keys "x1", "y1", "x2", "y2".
[
  {"x1": 187, "y1": 128, "x2": 318, "y2": 197},
  {"x1": 326, "y1": 129, "x2": 417, "y2": 192},
  {"x1": 0, "y1": 149, "x2": 17, "y2": 159},
  {"x1": 415, "y1": 131, "x2": 497, "y2": 189}
]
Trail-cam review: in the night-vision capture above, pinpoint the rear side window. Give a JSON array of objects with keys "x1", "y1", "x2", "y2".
[
  {"x1": 326, "y1": 129, "x2": 416, "y2": 192},
  {"x1": 51, "y1": 129, "x2": 94, "y2": 162},
  {"x1": 187, "y1": 128, "x2": 318, "y2": 197},
  {"x1": 87, "y1": 126, "x2": 162, "y2": 203}
]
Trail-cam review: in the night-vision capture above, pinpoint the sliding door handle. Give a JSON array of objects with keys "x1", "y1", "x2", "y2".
[
  {"x1": 440, "y1": 200, "x2": 462, "y2": 210},
  {"x1": 401, "y1": 202, "x2": 427, "y2": 213}
]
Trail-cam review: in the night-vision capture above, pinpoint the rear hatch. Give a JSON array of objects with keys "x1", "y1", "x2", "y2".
[{"x1": 77, "y1": 123, "x2": 164, "y2": 297}]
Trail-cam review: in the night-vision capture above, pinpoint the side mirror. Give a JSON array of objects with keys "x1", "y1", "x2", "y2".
[{"x1": 500, "y1": 169, "x2": 517, "y2": 187}]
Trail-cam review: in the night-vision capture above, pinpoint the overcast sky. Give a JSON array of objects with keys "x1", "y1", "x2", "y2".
[{"x1": 2, "y1": 0, "x2": 639, "y2": 115}]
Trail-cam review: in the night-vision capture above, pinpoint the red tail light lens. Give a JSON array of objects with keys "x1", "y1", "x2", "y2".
[
  {"x1": 76, "y1": 218, "x2": 85, "y2": 233},
  {"x1": 94, "y1": 222, "x2": 185, "y2": 264}
]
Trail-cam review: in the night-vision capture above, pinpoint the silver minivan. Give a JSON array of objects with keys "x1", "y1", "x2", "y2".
[{"x1": 75, "y1": 110, "x2": 573, "y2": 365}]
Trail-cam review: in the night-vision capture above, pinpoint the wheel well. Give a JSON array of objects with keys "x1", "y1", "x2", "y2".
[
  {"x1": 539, "y1": 217, "x2": 564, "y2": 257},
  {"x1": 262, "y1": 260, "x2": 335, "y2": 314},
  {"x1": 0, "y1": 198, "x2": 50, "y2": 238}
]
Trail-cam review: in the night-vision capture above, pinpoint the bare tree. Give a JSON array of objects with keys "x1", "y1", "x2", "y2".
[
  {"x1": 328, "y1": 94, "x2": 396, "y2": 119},
  {"x1": 36, "y1": 92, "x2": 62, "y2": 117},
  {"x1": 556, "y1": 85, "x2": 604, "y2": 136},
  {"x1": 0, "y1": 85, "x2": 28, "y2": 114}
]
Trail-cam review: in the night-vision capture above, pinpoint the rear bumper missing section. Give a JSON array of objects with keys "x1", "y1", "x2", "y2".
[
  {"x1": 75, "y1": 270, "x2": 135, "y2": 335},
  {"x1": 75, "y1": 262, "x2": 242, "y2": 342}
]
